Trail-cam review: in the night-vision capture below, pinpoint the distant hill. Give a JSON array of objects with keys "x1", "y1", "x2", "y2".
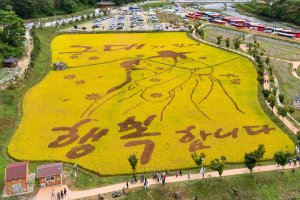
[{"x1": 236, "y1": 0, "x2": 300, "y2": 26}]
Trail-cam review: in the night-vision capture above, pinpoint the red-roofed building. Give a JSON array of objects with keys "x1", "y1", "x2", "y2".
[
  {"x1": 36, "y1": 163, "x2": 63, "y2": 188},
  {"x1": 5, "y1": 162, "x2": 28, "y2": 195}
]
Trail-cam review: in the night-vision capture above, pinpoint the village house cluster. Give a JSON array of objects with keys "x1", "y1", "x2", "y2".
[{"x1": 3, "y1": 162, "x2": 63, "y2": 197}]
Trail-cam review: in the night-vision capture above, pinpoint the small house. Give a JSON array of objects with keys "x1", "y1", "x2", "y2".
[
  {"x1": 293, "y1": 96, "x2": 300, "y2": 109},
  {"x1": 3, "y1": 57, "x2": 19, "y2": 68},
  {"x1": 53, "y1": 62, "x2": 67, "y2": 70},
  {"x1": 5, "y1": 162, "x2": 29, "y2": 195},
  {"x1": 36, "y1": 163, "x2": 62, "y2": 188}
]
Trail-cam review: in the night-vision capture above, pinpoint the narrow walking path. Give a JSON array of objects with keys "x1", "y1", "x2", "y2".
[
  {"x1": 18, "y1": 29, "x2": 33, "y2": 76},
  {"x1": 240, "y1": 44, "x2": 300, "y2": 80},
  {"x1": 262, "y1": 73, "x2": 298, "y2": 133},
  {"x1": 35, "y1": 164, "x2": 300, "y2": 200},
  {"x1": 263, "y1": 73, "x2": 270, "y2": 90},
  {"x1": 292, "y1": 61, "x2": 300, "y2": 79}
]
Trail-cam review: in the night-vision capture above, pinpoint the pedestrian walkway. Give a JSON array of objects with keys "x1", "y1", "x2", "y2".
[
  {"x1": 18, "y1": 29, "x2": 33, "y2": 75},
  {"x1": 240, "y1": 44, "x2": 300, "y2": 80},
  {"x1": 35, "y1": 164, "x2": 299, "y2": 200},
  {"x1": 292, "y1": 61, "x2": 300, "y2": 80}
]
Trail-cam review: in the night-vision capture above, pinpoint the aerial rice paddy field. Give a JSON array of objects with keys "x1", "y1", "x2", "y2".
[{"x1": 8, "y1": 32, "x2": 294, "y2": 175}]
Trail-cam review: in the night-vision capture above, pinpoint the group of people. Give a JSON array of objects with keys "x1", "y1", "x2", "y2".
[
  {"x1": 152, "y1": 171, "x2": 167, "y2": 184},
  {"x1": 288, "y1": 157, "x2": 300, "y2": 173},
  {"x1": 52, "y1": 188, "x2": 67, "y2": 200}
]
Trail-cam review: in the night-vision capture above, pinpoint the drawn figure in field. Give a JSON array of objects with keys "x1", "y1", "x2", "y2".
[{"x1": 80, "y1": 50, "x2": 244, "y2": 121}]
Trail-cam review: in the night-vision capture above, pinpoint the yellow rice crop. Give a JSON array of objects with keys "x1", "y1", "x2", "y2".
[{"x1": 8, "y1": 33, "x2": 294, "y2": 175}]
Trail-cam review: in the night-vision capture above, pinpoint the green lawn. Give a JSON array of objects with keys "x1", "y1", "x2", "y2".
[
  {"x1": 271, "y1": 59, "x2": 300, "y2": 123},
  {"x1": 83, "y1": 169, "x2": 300, "y2": 200}
]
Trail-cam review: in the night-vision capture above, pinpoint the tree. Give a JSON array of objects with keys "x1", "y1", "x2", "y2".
[
  {"x1": 268, "y1": 67, "x2": 273, "y2": 75},
  {"x1": 257, "y1": 75, "x2": 264, "y2": 85},
  {"x1": 191, "y1": 152, "x2": 206, "y2": 167},
  {"x1": 0, "y1": 10, "x2": 25, "y2": 58},
  {"x1": 0, "y1": 0, "x2": 13, "y2": 11},
  {"x1": 262, "y1": 89, "x2": 271, "y2": 99},
  {"x1": 62, "y1": 0, "x2": 77, "y2": 13},
  {"x1": 210, "y1": 156, "x2": 226, "y2": 177},
  {"x1": 267, "y1": 93, "x2": 275, "y2": 112},
  {"x1": 225, "y1": 37, "x2": 230, "y2": 48},
  {"x1": 233, "y1": 37, "x2": 241, "y2": 51},
  {"x1": 187, "y1": 24, "x2": 193, "y2": 32},
  {"x1": 265, "y1": 57, "x2": 270, "y2": 65},
  {"x1": 194, "y1": 21, "x2": 201, "y2": 30},
  {"x1": 273, "y1": 151, "x2": 291, "y2": 171},
  {"x1": 297, "y1": 131, "x2": 300, "y2": 141},
  {"x1": 197, "y1": 29, "x2": 204, "y2": 39},
  {"x1": 254, "y1": 144, "x2": 266, "y2": 163},
  {"x1": 279, "y1": 94, "x2": 284, "y2": 104},
  {"x1": 128, "y1": 154, "x2": 138, "y2": 174},
  {"x1": 247, "y1": 43, "x2": 253, "y2": 55},
  {"x1": 277, "y1": 106, "x2": 288, "y2": 120},
  {"x1": 244, "y1": 152, "x2": 258, "y2": 174},
  {"x1": 12, "y1": 0, "x2": 38, "y2": 18},
  {"x1": 287, "y1": 106, "x2": 294, "y2": 116},
  {"x1": 216, "y1": 35, "x2": 223, "y2": 45}
]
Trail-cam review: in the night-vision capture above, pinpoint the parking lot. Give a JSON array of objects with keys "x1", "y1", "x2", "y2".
[{"x1": 65, "y1": 5, "x2": 189, "y2": 32}]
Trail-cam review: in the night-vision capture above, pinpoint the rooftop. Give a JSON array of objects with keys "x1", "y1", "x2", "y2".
[
  {"x1": 294, "y1": 96, "x2": 300, "y2": 101},
  {"x1": 6, "y1": 162, "x2": 28, "y2": 181},
  {"x1": 3, "y1": 57, "x2": 18, "y2": 63},
  {"x1": 36, "y1": 163, "x2": 62, "y2": 178}
]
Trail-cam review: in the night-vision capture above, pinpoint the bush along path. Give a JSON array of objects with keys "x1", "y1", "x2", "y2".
[
  {"x1": 35, "y1": 164, "x2": 300, "y2": 200},
  {"x1": 240, "y1": 44, "x2": 300, "y2": 80},
  {"x1": 192, "y1": 28, "x2": 299, "y2": 134}
]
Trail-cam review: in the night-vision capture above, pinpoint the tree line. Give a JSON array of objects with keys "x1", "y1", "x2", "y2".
[
  {"x1": 0, "y1": 10, "x2": 25, "y2": 67},
  {"x1": 0, "y1": 0, "x2": 98, "y2": 18},
  {"x1": 236, "y1": 0, "x2": 300, "y2": 26},
  {"x1": 0, "y1": 0, "x2": 144, "y2": 19}
]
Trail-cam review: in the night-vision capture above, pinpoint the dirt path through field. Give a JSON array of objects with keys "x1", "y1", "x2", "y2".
[{"x1": 18, "y1": 29, "x2": 33, "y2": 75}]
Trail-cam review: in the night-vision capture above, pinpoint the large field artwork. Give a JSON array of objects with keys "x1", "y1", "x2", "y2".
[{"x1": 9, "y1": 32, "x2": 294, "y2": 175}]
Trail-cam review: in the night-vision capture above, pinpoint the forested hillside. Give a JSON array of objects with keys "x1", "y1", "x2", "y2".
[
  {"x1": 236, "y1": 0, "x2": 300, "y2": 26},
  {"x1": 0, "y1": 0, "x2": 98, "y2": 19},
  {"x1": 0, "y1": 10, "x2": 25, "y2": 66}
]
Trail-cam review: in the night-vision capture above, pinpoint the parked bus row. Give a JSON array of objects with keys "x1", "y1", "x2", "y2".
[{"x1": 185, "y1": 11, "x2": 300, "y2": 39}]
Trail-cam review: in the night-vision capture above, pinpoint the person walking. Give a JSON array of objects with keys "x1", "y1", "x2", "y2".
[
  {"x1": 123, "y1": 187, "x2": 126, "y2": 194},
  {"x1": 51, "y1": 188, "x2": 54, "y2": 200},
  {"x1": 57, "y1": 192, "x2": 60, "y2": 200},
  {"x1": 126, "y1": 181, "x2": 129, "y2": 189},
  {"x1": 134, "y1": 174, "x2": 137, "y2": 183},
  {"x1": 141, "y1": 173, "x2": 145, "y2": 183},
  {"x1": 188, "y1": 170, "x2": 190, "y2": 179},
  {"x1": 60, "y1": 190, "x2": 64, "y2": 199},
  {"x1": 64, "y1": 188, "x2": 67, "y2": 196},
  {"x1": 144, "y1": 179, "x2": 147, "y2": 189},
  {"x1": 179, "y1": 169, "x2": 183, "y2": 176},
  {"x1": 175, "y1": 170, "x2": 178, "y2": 178}
]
